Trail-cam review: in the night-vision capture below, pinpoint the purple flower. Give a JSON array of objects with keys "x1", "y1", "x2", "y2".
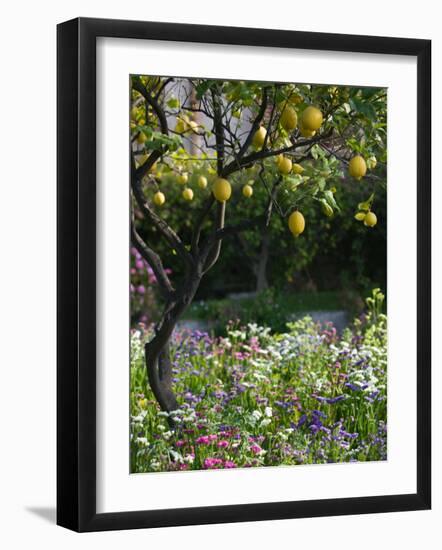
[{"x1": 203, "y1": 457, "x2": 223, "y2": 469}]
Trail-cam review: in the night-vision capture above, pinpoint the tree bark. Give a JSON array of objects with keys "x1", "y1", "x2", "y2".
[
  {"x1": 143, "y1": 271, "x2": 203, "y2": 422},
  {"x1": 255, "y1": 231, "x2": 270, "y2": 292}
]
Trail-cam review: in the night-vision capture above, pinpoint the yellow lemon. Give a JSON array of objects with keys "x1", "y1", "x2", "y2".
[
  {"x1": 289, "y1": 93, "x2": 303, "y2": 105},
  {"x1": 182, "y1": 187, "x2": 194, "y2": 201},
  {"x1": 153, "y1": 191, "x2": 165, "y2": 206},
  {"x1": 242, "y1": 184, "x2": 253, "y2": 198},
  {"x1": 348, "y1": 155, "x2": 367, "y2": 180},
  {"x1": 292, "y1": 163, "x2": 304, "y2": 174},
  {"x1": 280, "y1": 105, "x2": 298, "y2": 131},
  {"x1": 288, "y1": 211, "x2": 305, "y2": 237},
  {"x1": 198, "y1": 175, "x2": 208, "y2": 189},
  {"x1": 177, "y1": 173, "x2": 189, "y2": 185},
  {"x1": 301, "y1": 106, "x2": 323, "y2": 131},
  {"x1": 212, "y1": 178, "x2": 232, "y2": 202},
  {"x1": 298, "y1": 119, "x2": 316, "y2": 138},
  {"x1": 364, "y1": 211, "x2": 377, "y2": 227},
  {"x1": 278, "y1": 156, "x2": 292, "y2": 175},
  {"x1": 252, "y1": 126, "x2": 267, "y2": 148}
]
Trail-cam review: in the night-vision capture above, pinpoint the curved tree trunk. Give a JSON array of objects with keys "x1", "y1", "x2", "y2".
[{"x1": 144, "y1": 272, "x2": 203, "y2": 422}]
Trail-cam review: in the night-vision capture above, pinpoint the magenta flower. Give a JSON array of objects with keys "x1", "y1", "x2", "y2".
[
  {"x1": 175, "y1": 440, "x2": 186, "y2": 448},
  {"x1": 208, "y1": 434, "x2": 218, "y2": 442},
  {"x1": 224, "y1": 460, "x2": 236, "y2": 468},
  {"x1": 195, "y1": 435, "x2": 210, "y2": 445},
  {"x1": 250, "y1": 444, "x2": 263, "y2": 455},
  {"x1": 217, "y1": 440, "x2": 229, "y2": 448},
  {"x1": 203, "y1": 457, "x2": 223, "y2": 469},
  {"x1": 137, "y1": 285, "x2": 145, "y2": 295}
]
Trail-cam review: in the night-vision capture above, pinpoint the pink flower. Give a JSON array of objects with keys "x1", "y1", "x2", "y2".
[
  {"x1": 224, "y1": 460, "x2": 236, "y2": 468},
  {"x1": 195, "y1": 436, "x2": 210, "y2": 445},
  {"x1": 217, "y1": 440, "x2": 229, "y2": 448},
  {"x1": 250, "y1": 444, "x2": 263, "y2": 455},
  {"x1": 175, "y1": 440, "x2": 186, "y2": 448},
  {"x1": 208, "y1": 434, "x2": 218, "y2": 441},
  {"x1": 137, "y1": 285, "x2": 145, "y2": 295},
  {"x1": 203, "y1": 457, "x2": 223, "y2": 469}
]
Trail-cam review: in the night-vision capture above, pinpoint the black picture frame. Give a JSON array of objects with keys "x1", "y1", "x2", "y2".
[{"x1": 57, "y1": 17, "x2": 431, "y2": 532}]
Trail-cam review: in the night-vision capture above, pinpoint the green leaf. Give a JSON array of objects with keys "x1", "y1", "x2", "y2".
[
  {"x1": 354, "y1": 212, "x2": 366, "y2": 221},
  {"x1": 357, "y1": 193, "x2": 374, "y2": 212},
  {"x1": 195, "y1": 80, "x2": 217, "y2": 99},
  {"x1": 349, "y1": 97, "x2": 377, "y2": 121}
]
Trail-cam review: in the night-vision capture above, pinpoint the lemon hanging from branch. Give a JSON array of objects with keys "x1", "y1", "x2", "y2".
[
  {"x1": 182, "y1": 187, "x2": 194, "y2": 201},
  {"x1": 213, "y1": 178, "x2": 232, "y2": 202},
  {"x1": 278, "y1": 156, "x2": 292, "y2": 175},
  {"x1": 153, "y1": 191, "x2": 165, "y2": 206},
  {"x1": 242, "y1": 184, "x2": 253, "y2": 198},
  {"x1": 198, "y1": 175, "x2": 208, "y2": 189},
  {"x1": 288, "y1": 211, "x2": 305, "y2": 237},
  {"x1": 300, "y1": 106, "x2": 323, "y2": 131},
  {"x1": 348, "y1": 155, "x2": 367, "y2": 180},
  {"x1": 364, "y1": 211, "x2": 377, "y2": 227},
  {"x1": 177, "y1": 172, "x2": 189, "y2": 185},
  {"x1": 280, "y1": 105, "x2": 298, "y2": 131},
  {"x1": 252, "y1": 126, "x2": 267, "y2": 149}
]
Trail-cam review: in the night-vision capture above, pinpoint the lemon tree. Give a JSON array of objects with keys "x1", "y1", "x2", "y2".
[{"x1": 130, "y1": 75, "x2": 387, "y2": 415}]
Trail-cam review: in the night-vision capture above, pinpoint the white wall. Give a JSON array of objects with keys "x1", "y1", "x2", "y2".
[{"x1": 0, "y1": 1, "x2": 440, "y2": 548}]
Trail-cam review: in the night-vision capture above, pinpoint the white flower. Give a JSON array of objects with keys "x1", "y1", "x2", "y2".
[
  {"x1": 252, "y1": 410, "x2": 262, "y2": 420},
  {"x1": 265, "y1": 406, "x2": 273, "y2": 418},
  {"x1": 135, "y1": 437, "x2": 149, "y2": 447}
]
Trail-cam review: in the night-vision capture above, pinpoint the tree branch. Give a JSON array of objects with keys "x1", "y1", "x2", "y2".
[
  {"x1": 131, "y1": 180, "x2": 194, "y2": 269},
  {"x1": 211, "y1": 87, "x2": 225, "y2": 175},
  {"x1": 202, "y1": 201, "x2": 226, "y2": 274},
  {"x1": 191, "y1": 195, "x2": 215, "y2": 256},
  {"x1": 222, "y1": 129, "x2": 333, "y2": 177},
  {"x1": 131, "y1": 221, "x2": 174, "y2": 299},
  {"x1": 237, "y1": 87, "x2": 269, "y2": 161}
]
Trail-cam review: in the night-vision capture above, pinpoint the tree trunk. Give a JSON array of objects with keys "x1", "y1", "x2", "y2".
[
  {"x1": 144, "y1": 273, "x2": 202, "y2": 422},
  {"x1": 255, "y1": 232, "x2": 270, "y2": 293}
]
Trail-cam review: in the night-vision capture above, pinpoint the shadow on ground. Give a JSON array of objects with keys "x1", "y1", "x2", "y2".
[{"x1": 26, "y1": 506, "x2": 56, "y2": 524}]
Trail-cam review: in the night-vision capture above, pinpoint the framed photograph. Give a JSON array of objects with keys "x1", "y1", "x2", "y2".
[{"x1": 57, "y1": 17, "x2": 431, "y2": 532}]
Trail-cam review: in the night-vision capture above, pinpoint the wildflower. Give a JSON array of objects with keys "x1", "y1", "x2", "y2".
[
  {"x1": 195, "y1": 436, "x2": 210, "y2": 445},
  {"x1": 217, "y1": 440, "x2": 229, "y2": 448},
  {"x1": 224, "y1": 460, "x2": 237, "y2": 468},
  {"x1": 203, "y1": 457, "x2": 223, "y2": 469},
  {"x1": 250, "y1": 444, "x2": 265, "y2": 455}
]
